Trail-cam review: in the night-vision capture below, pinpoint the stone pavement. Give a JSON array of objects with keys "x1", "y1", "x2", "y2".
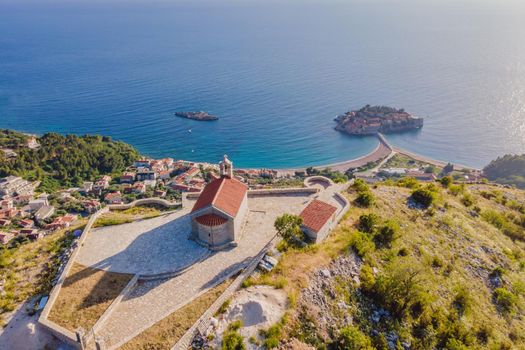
[
  {"x1": 76, "y1": 209, "x2": 209, "y2": 275},
  {"x1": 90, "y1": 193, "x2": 315, "y2": 349}
]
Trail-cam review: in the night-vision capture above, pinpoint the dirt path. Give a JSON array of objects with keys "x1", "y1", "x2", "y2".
[{"x1": 0, "y1": 301, "x2": 73, "y2": 350}]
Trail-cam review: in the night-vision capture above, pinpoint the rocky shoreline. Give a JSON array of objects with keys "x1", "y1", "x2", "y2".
[
  {"x1": 174, "y1": 111, "x2": 219, "y2": 121},
  {"x1": 334, "y1": 105, "x2": 423, "y2": 135}
]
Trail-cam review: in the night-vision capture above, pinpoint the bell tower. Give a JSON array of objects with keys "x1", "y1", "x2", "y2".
[{"x1": 219, "y1": 154, "x2": 233, "y2": 178}]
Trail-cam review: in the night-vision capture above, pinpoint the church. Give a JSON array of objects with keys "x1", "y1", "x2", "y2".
[{"x1": 189, "y1": 155, "x2": 249, "y2": 249}]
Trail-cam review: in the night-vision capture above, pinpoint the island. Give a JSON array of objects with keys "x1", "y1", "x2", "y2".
[
  {"x1": 174, "y1": 111, "x2": 218, "y2": 121},
  {"x1": 334, "y1": 105, "x2": 423, "y2": 135}
]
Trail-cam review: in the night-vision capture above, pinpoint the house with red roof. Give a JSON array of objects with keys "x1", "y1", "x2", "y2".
[
  {"x1": 299, "y1": 199, "x2": 338, "y2": 243},
  {"x1": 190, "y1": 156, "x2": 248, "y2": 249}
]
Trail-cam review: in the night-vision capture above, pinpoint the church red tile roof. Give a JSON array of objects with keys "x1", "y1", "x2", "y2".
[
  {"x1": 191, "y1": 176, "x2": 248, "y2": 217},
  {"x1": 299, "y1": 199, "x2": 337, "y2": 233},
  {"x1": 195, "y1": 213, "x2": 228, "y2": 227}
]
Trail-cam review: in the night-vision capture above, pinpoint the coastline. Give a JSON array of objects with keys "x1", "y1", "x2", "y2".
[{"x1": 257, "y1": 133, "x2": 479, "y2": 175}]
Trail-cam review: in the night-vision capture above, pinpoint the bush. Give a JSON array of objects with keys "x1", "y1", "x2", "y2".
[
  {"x1": 440, "y1": 176, "x2": 453, "y2": 187},
  {"x1": 350, "y1": 232, "x2": 375, "y2": 258},
  {"x1": 352, "y1": 179, "x2": 369, "y2": 193},
  {"x1": 374, "y1": 220, "x2": 399, "y2": 247},
  {"x1": 355, "y1": 191, "x2": 375, "y2": 207},
  {"x1": 411, "y1": 188, "x2": 435, "y2": 208},
  {"x1": 368, "y1": 261, "x2": 427, "y2": 318},
  {"x1": 334, "y1": 325, "x2": 374, "y2": 350},
  {"x1": 461, "y1": 193, "x2": 475, "y2": 207},
  {"x1": 359, "y1": 264, "x2": 376, "y2": 292},
  {"x1": 222, "y1": 330, "x2": 245, "y2": 350},
  {"x1": 452, "y1": 286, "x2": 472, "y2": 316},
  {"x1": 493, "y1": 288, "x2": 518, "y2": 315},
  {"x1": 358, "y1": 213, "x2": 380, "y2": 233}
]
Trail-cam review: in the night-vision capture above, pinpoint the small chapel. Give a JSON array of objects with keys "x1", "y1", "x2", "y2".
[{"x1": 189, "y1": 155, "x2": 249, "y2": 248}]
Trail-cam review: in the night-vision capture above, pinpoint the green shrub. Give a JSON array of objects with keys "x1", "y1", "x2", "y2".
[
  {"x1": 452, "y1": 286, "x2": 472, "y2": 316},
  {"x1": 411, "y1": 188, "x2": 435, "y2": 208},
  {"x1": 359, "y1": 264, "x2": 376, "y2": 292},
  {"x1": 398, "y1": 247, "x2": 409, "y2": 256},
  {"x1": 493, "y1": 288, "x2": 518, "y2": 315},
  {"x1": 334, "y1": 325, "x2": 374, "y2": 350},
  {"x1": 448, "y1": 184, "x2": 464, "y2": 196},
  {"x1": 357, "y1": 213, "x2": 380, "y2": 233},
  {"x1": 352, "y1": 179, "x2": 369, "y2": 193},
  {"x1": 397, "y1": 177, "x2": 420, "y2": 189},
  {"x1": 440, "y1": 176, "x2": 453, "y2": 187},
  {"x1": 222, "y1": 330, "x2": 245, "y2": 350},
  {"x1": 460, "y1": 193, "x2": 475, "y2": 207},
  {"x1": 355, "y1": 191, "x2": 375, "y2": 208},
  {"x1": 350, "y1": 232, "x2": 375, "y2": 258},
  {"x1": 374, "y1": 220, "x2": 399, "y2": 247},
  {"x1": 274, "y1": 214, "x2": 304, "y2": 248}
]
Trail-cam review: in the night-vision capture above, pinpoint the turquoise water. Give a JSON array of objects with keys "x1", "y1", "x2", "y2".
[{"x1": 1, "y1": 0, "x2": 524, "y2": 168}]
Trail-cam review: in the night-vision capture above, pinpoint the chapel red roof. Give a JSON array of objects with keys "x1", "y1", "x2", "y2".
[
  {"x1": 191, "y1": 176, "x2": 248, "y2": 217},
  {"x1": 299, "y1": 199, "x2": 337, "y2": 233},
  {"x1": 195, "y1": 213, "x2": 228, "y2": 227}
]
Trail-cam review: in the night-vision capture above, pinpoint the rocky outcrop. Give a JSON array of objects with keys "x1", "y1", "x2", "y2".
[
  {"x1": 334, "y1": 105, "x2": 423, "y2": 135},
  {"x1": 174, "y1": 111, "x2": 218, "y2": 121}
]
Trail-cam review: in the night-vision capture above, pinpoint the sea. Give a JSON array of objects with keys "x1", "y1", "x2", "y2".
[{"x1": 1, "y1": 0, "x2": 524, "y2": 169}]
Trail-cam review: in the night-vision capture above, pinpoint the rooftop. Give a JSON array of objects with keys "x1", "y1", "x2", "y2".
[
  {"x1": 300, "y1": 199, "x2": 337, "y2": 233},
  {"x1": 191, "y1": 176, "x2": 248, "y2": 217}
]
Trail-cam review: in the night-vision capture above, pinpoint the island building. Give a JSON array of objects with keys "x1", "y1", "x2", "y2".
[
  {"x1": 189, "y1": 155, "x2": 248, "y2": 249},
  {"x1": 299, "y1": 199, "x2": 338, "y2": 243}
]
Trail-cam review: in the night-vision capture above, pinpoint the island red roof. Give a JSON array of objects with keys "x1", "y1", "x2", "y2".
[
  {"x1": 195, "y1": 213, "x2": 228, "y2": 227},
  {"x1": 191, "y1": 176, "x2": 248, "y2": 217},
  {"x1": 300, "y1": 199, "x2": 337, "y2": 233}
]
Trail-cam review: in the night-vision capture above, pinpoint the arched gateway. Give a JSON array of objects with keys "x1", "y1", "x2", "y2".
[{"x1": 189, "y1": 155, "x2": 248, "y2": 248}]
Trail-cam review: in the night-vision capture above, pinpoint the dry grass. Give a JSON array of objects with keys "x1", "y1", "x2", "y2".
[
  {"x1": 0, "y1": 221, "x2": 86, "y2": 326},
  {"x1": 93, "y1": 206, "x2": 163, "y2": 228},
  {"x1": 47, "y1": 263, "x2": 133, "y2": 331},
  {"x1": 248, "y1": 182, "x2": 525, "y2": 348},
  {"x1": 119, "y1": 278, "x2": 233, "y2": 350}
]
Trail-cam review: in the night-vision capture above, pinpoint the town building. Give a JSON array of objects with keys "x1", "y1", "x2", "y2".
[
  {"x1": 0, "y1": 231, "x2": 15, "y2": 245},
  {"x1": 299, "y1": 199, "x2": 338, "y2": 243},
  {"x1": 189, "y1": 156, "x2": 248, "y2": 249},
  {"x1": 406, "y1": 171, "x2": 437, "y2": 182},
  {"x1": 105, "y1": 192, "x2": 123, "y2": 205},
  {"x1": 29, "y1": 198, "x2": 49, "y2": 211},
  {"x1": 120, "y1": 172, "x2": 136, "y2": 184},
  {"x1": 0, "y1": 176, "x2": 35, "y2": 197},
  {"x1": 34, "y1": 205, "x2": 55, "y2": 223}
]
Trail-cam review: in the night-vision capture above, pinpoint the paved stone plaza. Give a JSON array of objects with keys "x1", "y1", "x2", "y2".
[
  {"x1": 76, "y1": 208, "x2": 209, "y2": 275},
  {"x1": 70, "y1": 183, "x2": 347, "y2": 349}
]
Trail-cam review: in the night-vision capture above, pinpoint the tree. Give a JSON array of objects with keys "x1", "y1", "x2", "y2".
[
  {"x1": 358, "y1": 213, "x2": 380, "y2": 233},
  {"x1": 274, "y1": 214, "x2": 304, "y2": 246},
  {"x1": 411, "y1": 188, "x2": 435, "y2": 208}
]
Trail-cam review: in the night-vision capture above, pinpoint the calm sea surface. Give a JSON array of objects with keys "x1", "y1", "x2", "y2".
[{"x1": 1, "y1": 0, "x2": 524, "y2": 168}]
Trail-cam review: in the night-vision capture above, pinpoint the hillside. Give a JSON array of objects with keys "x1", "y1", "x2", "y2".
[
  {"x1": 484, "y1": 154, "x2": 525, "y2": 189},
  {"x1": 246, "y1": 180, "x2": 525, "y2": 349},
  {"x1": 0, "y1": 129, "x2": 139, "y2": 192}
]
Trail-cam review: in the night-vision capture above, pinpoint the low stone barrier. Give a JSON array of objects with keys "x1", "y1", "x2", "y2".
[
  {"x1": 107, "y1": 198, "x2": 181, "y2": 210},
  {"x1": 247, "y1": 187, "x2": 318, "y2": 196}
]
